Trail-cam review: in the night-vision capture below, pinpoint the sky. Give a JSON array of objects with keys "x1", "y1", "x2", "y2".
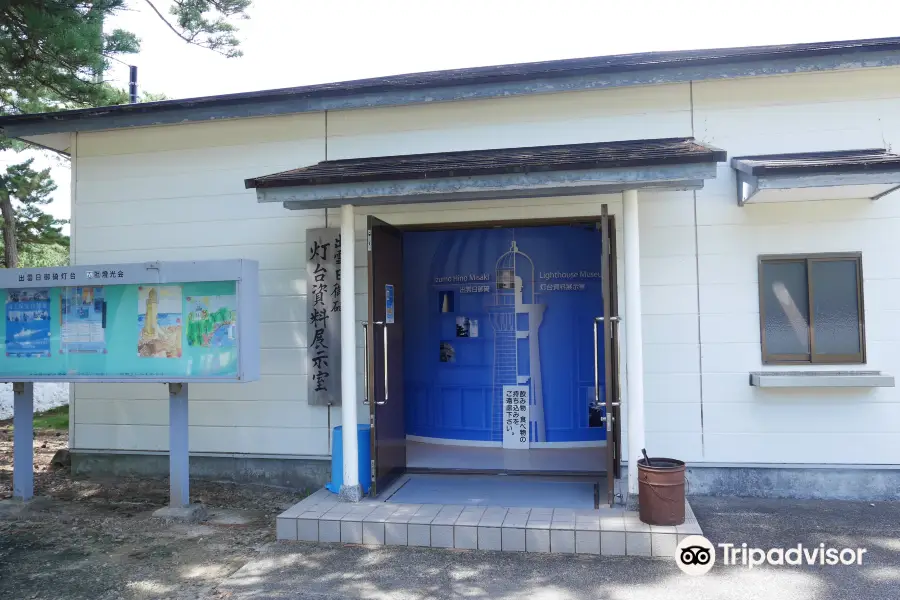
[{"x1": 4, "y1": 0, "x2": 900, "y2": 226}]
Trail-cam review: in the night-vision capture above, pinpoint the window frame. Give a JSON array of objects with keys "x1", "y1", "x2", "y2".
[{"x1": 757, "y1": 252, "x2": 866, "y2": 365}]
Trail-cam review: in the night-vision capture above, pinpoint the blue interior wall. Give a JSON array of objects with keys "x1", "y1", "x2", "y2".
[{"x1": 402, "y1": 225, "x2": 606, "y2": 443}]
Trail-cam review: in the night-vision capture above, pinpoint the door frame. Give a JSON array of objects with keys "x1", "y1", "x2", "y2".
[{"x1": 368, "y1": 211, "x2": 623, "y2": 481}]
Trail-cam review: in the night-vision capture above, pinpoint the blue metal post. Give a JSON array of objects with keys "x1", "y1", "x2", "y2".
[
  {"x1": 13, "y1": 382, "x2": 34, "y2": 501},
  {"x1": 168, "y1": 383, "x2": 189, "y2": 508}
]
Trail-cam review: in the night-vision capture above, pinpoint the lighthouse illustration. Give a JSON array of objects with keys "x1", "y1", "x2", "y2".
[
  {"x1": 489, "y1": 240, "x2": 547, "y2": 444},
  {"x1": 142, "y1": 287, "x2": 159, "y2": 337}
]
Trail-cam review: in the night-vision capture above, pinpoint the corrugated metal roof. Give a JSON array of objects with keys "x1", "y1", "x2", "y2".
[
  {"x1": 731, "y1": 149, "x2": 900, "y2": 176},
  {"x1": 246, "y1": 138, "x2": 726, "y2": 188}
]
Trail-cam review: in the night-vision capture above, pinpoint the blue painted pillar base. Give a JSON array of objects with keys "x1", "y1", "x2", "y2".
[
  {"x1": 13, "y1": 382, "x2": 34, "y2": 501},
  {"x1": 168, "y1": 383, "x2": 190, "y2": 508}
]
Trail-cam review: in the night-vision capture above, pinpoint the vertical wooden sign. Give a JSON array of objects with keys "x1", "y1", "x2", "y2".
[{"x1": 307, "y1": 228, "x2": 342, "y2": 406}]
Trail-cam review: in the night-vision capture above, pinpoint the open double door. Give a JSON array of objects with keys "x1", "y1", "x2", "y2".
[{"x1": 365, "y1": 209, "x2": 622, "y2": 506}]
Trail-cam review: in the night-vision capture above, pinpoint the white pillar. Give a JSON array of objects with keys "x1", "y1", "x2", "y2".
[
  {"x1": 623, "y1": 189, "x2": 646, "y2": 497},
  {"x1": 339, "y1": 203, "x2": 362, "y2": 501},
  {"x1": 168, "y1": 382, "x2": 190, "y2": 508}
]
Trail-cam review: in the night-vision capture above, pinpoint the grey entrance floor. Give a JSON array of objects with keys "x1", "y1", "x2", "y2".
[{"x1": 276, "y1": 476, "x2": 702, "y2": 557}]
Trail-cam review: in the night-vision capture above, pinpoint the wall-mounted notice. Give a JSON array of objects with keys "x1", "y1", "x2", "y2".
[
  {"x1": 502, "y1": 385, "x2": 530, "y2": 449},
  {"x1": 307, "y1": 228, "x2": 342, "y2": 406},
  {"x1": 6, "y1": 288, "x2": 51, "y2": 358},
  {"x1": 61, "y1": 287, "x2": 106, "y2": 354}
]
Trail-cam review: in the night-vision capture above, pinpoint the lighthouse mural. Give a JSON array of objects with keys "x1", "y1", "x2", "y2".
[
  {"x1": 489, "y1": 240, "x2": 547, "y2": 444},
  {"x1": 403, "y1": 225, "x2": 606, "y2": 447}
]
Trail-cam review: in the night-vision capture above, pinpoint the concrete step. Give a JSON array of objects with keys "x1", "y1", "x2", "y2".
[{"x1": 275, "y1": 488, "x2": 701, "y2": 557}]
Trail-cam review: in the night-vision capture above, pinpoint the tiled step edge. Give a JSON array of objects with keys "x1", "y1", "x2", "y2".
[{"x1": 275, "y1": 515, "x2": 703, "y2": 558}]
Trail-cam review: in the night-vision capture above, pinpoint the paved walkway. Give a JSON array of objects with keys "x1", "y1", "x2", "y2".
[{"x1": 217, "y1": 496, "x2": 900, "y2": 599}]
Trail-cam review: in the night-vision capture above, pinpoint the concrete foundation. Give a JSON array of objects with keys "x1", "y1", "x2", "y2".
[
  {"x1": 685, "y1": 465, "x2": 900, "y2": 501},
  {"x1": 71, "y1": 452, "x2": 330, "y2": 492},
  {"x1": 70, "y1": 453, "x2": 900, "y2": 501}
]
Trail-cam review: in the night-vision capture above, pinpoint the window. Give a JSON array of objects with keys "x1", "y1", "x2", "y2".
[{"x1": 758, "y1": 253, "x2": 865, "y2": 364}]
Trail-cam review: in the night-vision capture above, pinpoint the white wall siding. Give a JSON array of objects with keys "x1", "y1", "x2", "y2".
[
  {"x1": 327, "y1": 83, "x2": 692, "y2": 159},
  {"x1": 71, "y1": 85, "x2": 693, "y2": 462},
  {"x1": 73, "y1": 113, "x2": 330, "y2": 457},
  {"x1": 691, "y1": 66, "x2": 900, "y2": 466},
  {"x1": 70, "y1": 65, "x2": 900, "y2": 470},
  {"x1": 635, "y1": 190, "x2": 703, "y2": 462}
]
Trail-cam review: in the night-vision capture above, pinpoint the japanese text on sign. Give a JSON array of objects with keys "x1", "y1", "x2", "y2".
[
  {"x1": 460, "y1": 285, "x2": 491, "y2": 293},
  {"x1": 539, "y1": 283, "x2": 587, "y2": 291},
  {"x1": 307, "y1": 228, "x2": 343, "y2": 406},
  {"x1": 502, "y1": 385, "x2": 530, "y2": 449}
]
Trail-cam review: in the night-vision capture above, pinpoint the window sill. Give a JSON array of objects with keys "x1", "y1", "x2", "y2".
[{"x1": 749, "y1": 371, "x2": 895, "y2": 388}]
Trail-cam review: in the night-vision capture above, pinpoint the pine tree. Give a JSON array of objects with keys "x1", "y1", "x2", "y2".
[
  {"x1": 0, "y1": 1, "x2": 250, "y2": 266},
  {"x1": 0, "y1": 159, "x2": 65, "y2": 268},
  {"x1": 0, "y1": 1, "x2": 252, "y2": 149}
]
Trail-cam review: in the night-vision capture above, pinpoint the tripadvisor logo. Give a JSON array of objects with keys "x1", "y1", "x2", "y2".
[
  {"x1": 676, "y1": 536, "x2": 868, "y2": 575},
  {"x1": 676, "y1": 536, "x2": 716, "y2": 576}
]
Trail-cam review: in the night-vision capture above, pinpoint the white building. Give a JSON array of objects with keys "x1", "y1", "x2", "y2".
[{"x1": 3, "y1": 36, "x2": 900, "y2": 501}]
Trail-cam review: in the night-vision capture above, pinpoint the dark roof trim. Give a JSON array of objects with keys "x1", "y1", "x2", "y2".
[
  {"x1": 731, "y1": 149, "x2": 900, "y2": 176},
  {"x1": 245, "y1": 138, "x2": 727, "y2": 189},
  {"x1": 4, "y1": 37, "x2": 900, "y2": 137}
]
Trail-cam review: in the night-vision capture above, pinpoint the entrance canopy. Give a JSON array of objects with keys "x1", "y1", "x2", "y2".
[
  {"x1": 732, "y1": 149, "x2": 900, "y2": 205},
  {"x1": 246, "y1": 138, "x2": 727, "y2": 208}
]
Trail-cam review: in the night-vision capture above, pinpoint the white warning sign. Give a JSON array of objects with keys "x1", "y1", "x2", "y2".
[{"x1": 502, "y1": 385, "x2": 530, "y2": 449}]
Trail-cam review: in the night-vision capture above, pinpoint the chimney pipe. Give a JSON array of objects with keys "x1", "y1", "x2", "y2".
[{"x1": 129, "y1": 65, "x2": 138, "y2": 103}]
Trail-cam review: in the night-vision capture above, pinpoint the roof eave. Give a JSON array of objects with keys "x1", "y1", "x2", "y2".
[
  {"x1": 5, "y1": 44, "x2": 900, "y2": 138},
  {"x1": 246, "y1": 151, "x2": 727, "y2": 189},
  {"x1": 256, "y1": 162, "x2": 721, "y2": 210}
]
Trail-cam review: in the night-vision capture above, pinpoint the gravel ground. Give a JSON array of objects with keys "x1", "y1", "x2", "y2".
[
  {"x1": 213, "y1": 496, "x2": 900, "y2": 599},
  {"x1": 0, "y1": 428, "x2": 302, "y2": 600},
  {"x1": 2, "y1": 427, "x2": 897, "y2": 599}
]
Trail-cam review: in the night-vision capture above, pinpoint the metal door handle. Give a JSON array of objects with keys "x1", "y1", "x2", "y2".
[
  {"x1": 592, "y1": 316, "x2": 619, "y2": 406},
  {"x1": 362, "y1": 323, "x2": 369, "y2": 405},
  {"x1": 593, "y1": 318, "x2": 600, "y2": 409},
  {"x1": 375, "y1": 321, "x2": 387, "y2": 405}
]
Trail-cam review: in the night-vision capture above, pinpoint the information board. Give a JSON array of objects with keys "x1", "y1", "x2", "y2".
[{"x1": 0, "y1": 260, "x2": 259, "y2": 382}]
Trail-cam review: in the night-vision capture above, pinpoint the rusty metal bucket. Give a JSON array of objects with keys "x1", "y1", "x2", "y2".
[{"x1": 637, "y1": 457, "x2": 685, "y2": 526}]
